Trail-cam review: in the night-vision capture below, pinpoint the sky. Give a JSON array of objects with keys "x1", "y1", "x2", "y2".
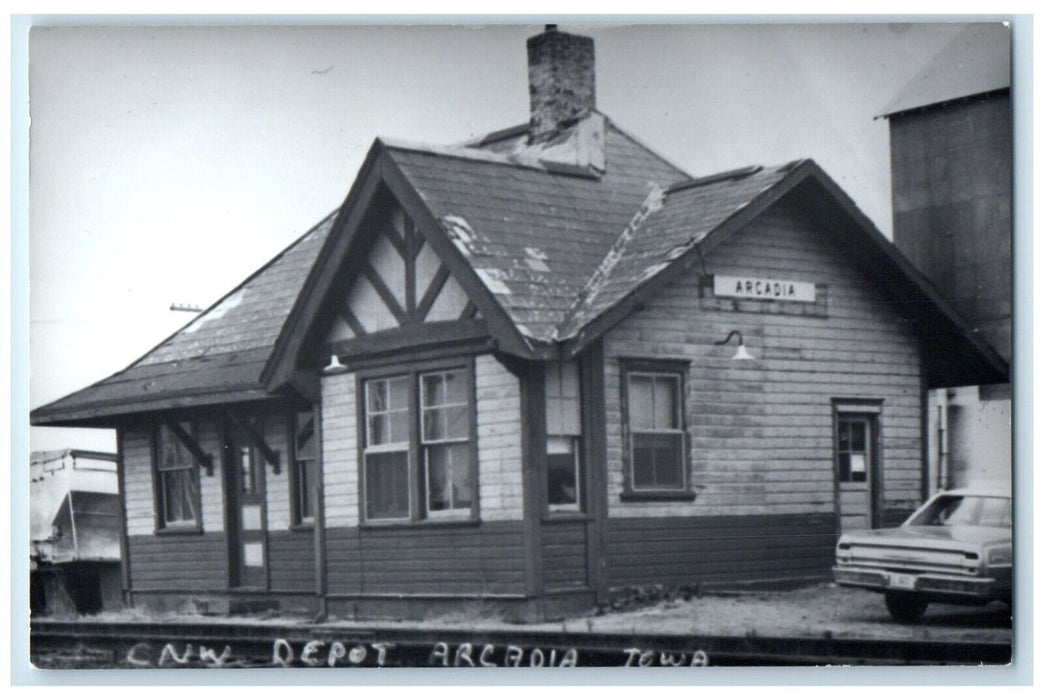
[{"x1": 25, "y1": 21, "x2": 1001, "y2": 453}]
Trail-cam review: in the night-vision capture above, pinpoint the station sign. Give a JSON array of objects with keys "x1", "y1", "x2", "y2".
[{"x1": 713, "y1": 275, "x2": 816, "y2": 303}]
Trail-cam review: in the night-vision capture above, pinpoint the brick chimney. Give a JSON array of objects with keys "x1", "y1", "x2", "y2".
[{"x1": 527, "y1": 25, "x2": 596, "y2": 143}]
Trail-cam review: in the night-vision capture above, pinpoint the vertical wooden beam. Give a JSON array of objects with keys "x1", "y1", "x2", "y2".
[
  {"x1": 312, "y1": 400, "x2": 328, "y2": 621},
  {"x1": 114, "y1": 425, "x2": 132, "y2": 605},
  {"x1": 581, "y1": 340, "x2": 608, "y2": 603},
  {"x1": 919, "y1": 350, "x2": 931, "y2": 502},
  {"x1": 519, "y1": 361, "x2": 545, "y2": 597},
  {"x1": 403, "y1": 219, "x2": 417, "y2": 320}
]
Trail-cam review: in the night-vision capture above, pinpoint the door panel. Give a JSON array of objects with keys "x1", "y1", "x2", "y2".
[{"x1": 226, "y1": 421, "x2": 267, "y2": 589}]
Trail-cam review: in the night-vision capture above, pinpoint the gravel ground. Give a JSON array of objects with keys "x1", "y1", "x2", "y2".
[{"x1": 69, "y1": 584, "x2": 1012, "y2": 644}]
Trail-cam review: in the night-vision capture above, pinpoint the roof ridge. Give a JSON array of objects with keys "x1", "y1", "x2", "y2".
[
  {"x1": 123, "y1": 208, "x2": 339, "y2": 371},
  {"x1": 381, "y1": 136, "x2": 603, "y2": 179},
  {"x1": 599, "y1": 113, "x2": 692, "y2": 180}
]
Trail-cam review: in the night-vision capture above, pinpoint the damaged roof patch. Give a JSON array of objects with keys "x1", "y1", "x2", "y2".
[
  {"x1": 474, "y1": 267, "x2": 512, "y2": 295},
  {"x1": 183, "y1": 289, "x2": 245, "y2": 334},
  {"x1": 524, "y1": 246, "x2": 551, "y2": 272},
  {"x1": 441, "y1": 215, "x2": 476, "y2": 256}
]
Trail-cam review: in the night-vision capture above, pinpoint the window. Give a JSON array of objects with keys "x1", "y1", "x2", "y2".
[
  {"x1": 364, "y1": 376, "x2": 411, "y2": 520},
  {"x1": 622, "y1": 362, "x2": 691, "y2": 498},
  {"x1": 545, "y1": 361, "x2": 582, "y2": 510},
  {"x1": 291, "y1": 411, "x2": 317, "y2": 524},
  {"x1": 361, "y1": 363, "x2": 475, "y2": 522},
  {"x1": 153, "y1": 422, "x2": 201, "y2": 530},
  {"x1": 836, "y1": 416, "x2": 871, "y2": 483}
]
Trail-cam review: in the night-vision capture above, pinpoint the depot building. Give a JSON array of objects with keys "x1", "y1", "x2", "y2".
[{"x1": 32, "y1": 26, "x2": 1007, "y2": 620}]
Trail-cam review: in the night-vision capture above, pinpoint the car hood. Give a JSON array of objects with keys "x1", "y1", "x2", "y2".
[{"x1": 839, "y1": 526, "x2": 1010, "y2": 550}]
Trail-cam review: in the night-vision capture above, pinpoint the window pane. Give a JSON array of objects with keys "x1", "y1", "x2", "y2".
[
  {"x1": 629, "y1": 376, "x2": 654, "y2": 430},
  {"x1": 365, "y1": 451, "x2": 409, "y2": 519},
  {"x1": 158, "y1": 424, "x2": 192, "y2": 471},
  {"x1": 633, "y1": 432, "x2": 683, "y2": 489},
  {"x1": 427, "y1": 443, "x2": 471, "y2": 511},
  {"x1": 444, "y1": 371, "x2": 466, "y2": 405},
  {"x1": 444, "y1": 405, "x2": 468, "y2": 440},
  {"x1": 238, "y1": 446, "x2": 255, "y2": 494},
  {"x1": 163, "y1": 469, "x2": 197, "y2": 524},
  {"x1": 653, "y1": 377, "x2": 678, "y2": 429},
  {"x1": 850, "y1": 421, "x2": 866, "y2": 451},
  {"x1": 421, "y1": 373, "x2": 445, "y2": 407},
  {"x1": 388, "y1": 409, "x2": 409, "y2": 443},
  {"x1": 547, "y1": 440, "x2": 578, "y2": 506},
  {"x1": 838, "y1": 421, "x2": 851, "y2": 451}
]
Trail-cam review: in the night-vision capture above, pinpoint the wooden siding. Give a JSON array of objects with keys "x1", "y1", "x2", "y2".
[
  {"x1": 541, "y1": 520, "x2": 588, "y2": 590},
  {"x1": 263, "y1": 416, "x2": 293, "y2": 530},
  {"x1": 605, "y1": 513, "x2": 836, "y2": 588},
  {"x1": 476, "y1": 354, "x2": 524, "y2": 521},
  {"x1": 603, "y1": 198, "x2": 925, "y2": 521},
  {"x1": 127, "y1": 533, "x2": 227, "y2": 591},
  {"x1": 325, "y1": 521, "x2": 525, "y2": 595},
  {"x1": 321, "y1": 370, "x2": 359, "y2": 528},
  {"x1": 266, "y1": 529, "x2": 317, "y2": 592}
]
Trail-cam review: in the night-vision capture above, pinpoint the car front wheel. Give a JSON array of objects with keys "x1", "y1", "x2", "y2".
[{"x1": 884, "y1": 592, "x2": 928, "y2": 623}]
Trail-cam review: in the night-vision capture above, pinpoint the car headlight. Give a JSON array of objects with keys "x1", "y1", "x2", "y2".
[{"x1": 985, "y1": 545, "x2": 1012, "y2": 566}]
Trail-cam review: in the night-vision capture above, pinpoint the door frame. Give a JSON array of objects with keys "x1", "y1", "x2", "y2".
[
  {"x1": 831, "y1": 399, "x2": 884, "y2": 533},
  {"x1": 221, "y1": 414, "x2": 270, "y2": 591}
]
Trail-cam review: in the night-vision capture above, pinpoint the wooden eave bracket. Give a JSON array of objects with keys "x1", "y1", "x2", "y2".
[
  {"x1": 161, "y1": 417, "x2": 215, "y2": 477},
  {"x1": 224, "y1": 409, "x2": 282, "y2": 474}
]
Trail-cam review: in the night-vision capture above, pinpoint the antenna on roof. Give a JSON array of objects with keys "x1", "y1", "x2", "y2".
[{"x1": 170, "y1": 303, "x2": 203, "y2": 314}]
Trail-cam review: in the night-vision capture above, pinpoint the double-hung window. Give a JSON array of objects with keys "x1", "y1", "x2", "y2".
[
  {"x1": 622, "y1": 362, "x2": 692, "y2": 498},
  {"x1": 361, "y1": 363, "x2": 475, "y2": 522},
  {"x1": 291, "y1": 411, "x2": 317, "y2": 525},
  {"x1": 421, "y1": 370, "x2": 472, "y2": 515},
  {"x1": 153, "y1": 422, "x2": 202, "y2": 531},
  {"x1": 545, "y1": 361, "x2": 582, "y2": 510},
  {"x1": 364, "y1": 376, "x2": 411, "y2": 520}
]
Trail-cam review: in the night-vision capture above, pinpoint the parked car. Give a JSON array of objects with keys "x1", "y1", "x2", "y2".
[{"x1": 833, "y1": 486, "x2": 1012, "y2": 622}]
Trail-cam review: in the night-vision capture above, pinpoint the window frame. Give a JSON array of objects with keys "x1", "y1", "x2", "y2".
[
  {"x1": 356, "y1": 357, "x2": 479, "y2": 526},
  {"x1": 150, "y1": 419, "x2": 204, "y2": 534},
  {"x1": 619, "y1": 359, "x2": 695, "y2": 502},
  {"x1": 289, "y1": 410, "x2": 317, "y2": 528}
]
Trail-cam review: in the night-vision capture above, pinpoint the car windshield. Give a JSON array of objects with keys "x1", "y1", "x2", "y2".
[{"x1": 907, "y1": 495, "x2": 1011, "y2": 528}]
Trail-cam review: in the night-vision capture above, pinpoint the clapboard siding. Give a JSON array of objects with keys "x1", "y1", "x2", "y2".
[
  {"x1": 321, "y1": 370, "x2": 359, "y2": 528},
  {"x1": 475, "y1": 354, "x2": 525, "y2": 521},
  {"x1": 603, "y1": 198, "x2": 924, "y2": 521},
  {"x1": 325, "y1": 520, "x2": 526, "y2": 595},
  {"x1": 266, "y1": 529, "x2": 316, "y2": 592},
  {"x1": 127, "y1": 533, "x2": 227, "y2": 590},
  {"x1": 541, "y1": 520, "x2": 588, "y2": 590},
  {"x1": 606, "y1": 513, "x2": 836, "y2": 588}
]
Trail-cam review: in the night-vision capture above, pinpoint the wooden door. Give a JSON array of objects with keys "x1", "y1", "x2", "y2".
[
  {"x1": 225, "y1": 420, "x2": 267, "y2": 589},
  {"x1": 836, "y1": 414, "x2": 877, "y2": 532}
]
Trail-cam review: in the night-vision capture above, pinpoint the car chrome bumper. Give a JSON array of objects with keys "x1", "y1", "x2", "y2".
[{"x1": 833, "y1": 566, "x2": 999, "y2": 599}]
